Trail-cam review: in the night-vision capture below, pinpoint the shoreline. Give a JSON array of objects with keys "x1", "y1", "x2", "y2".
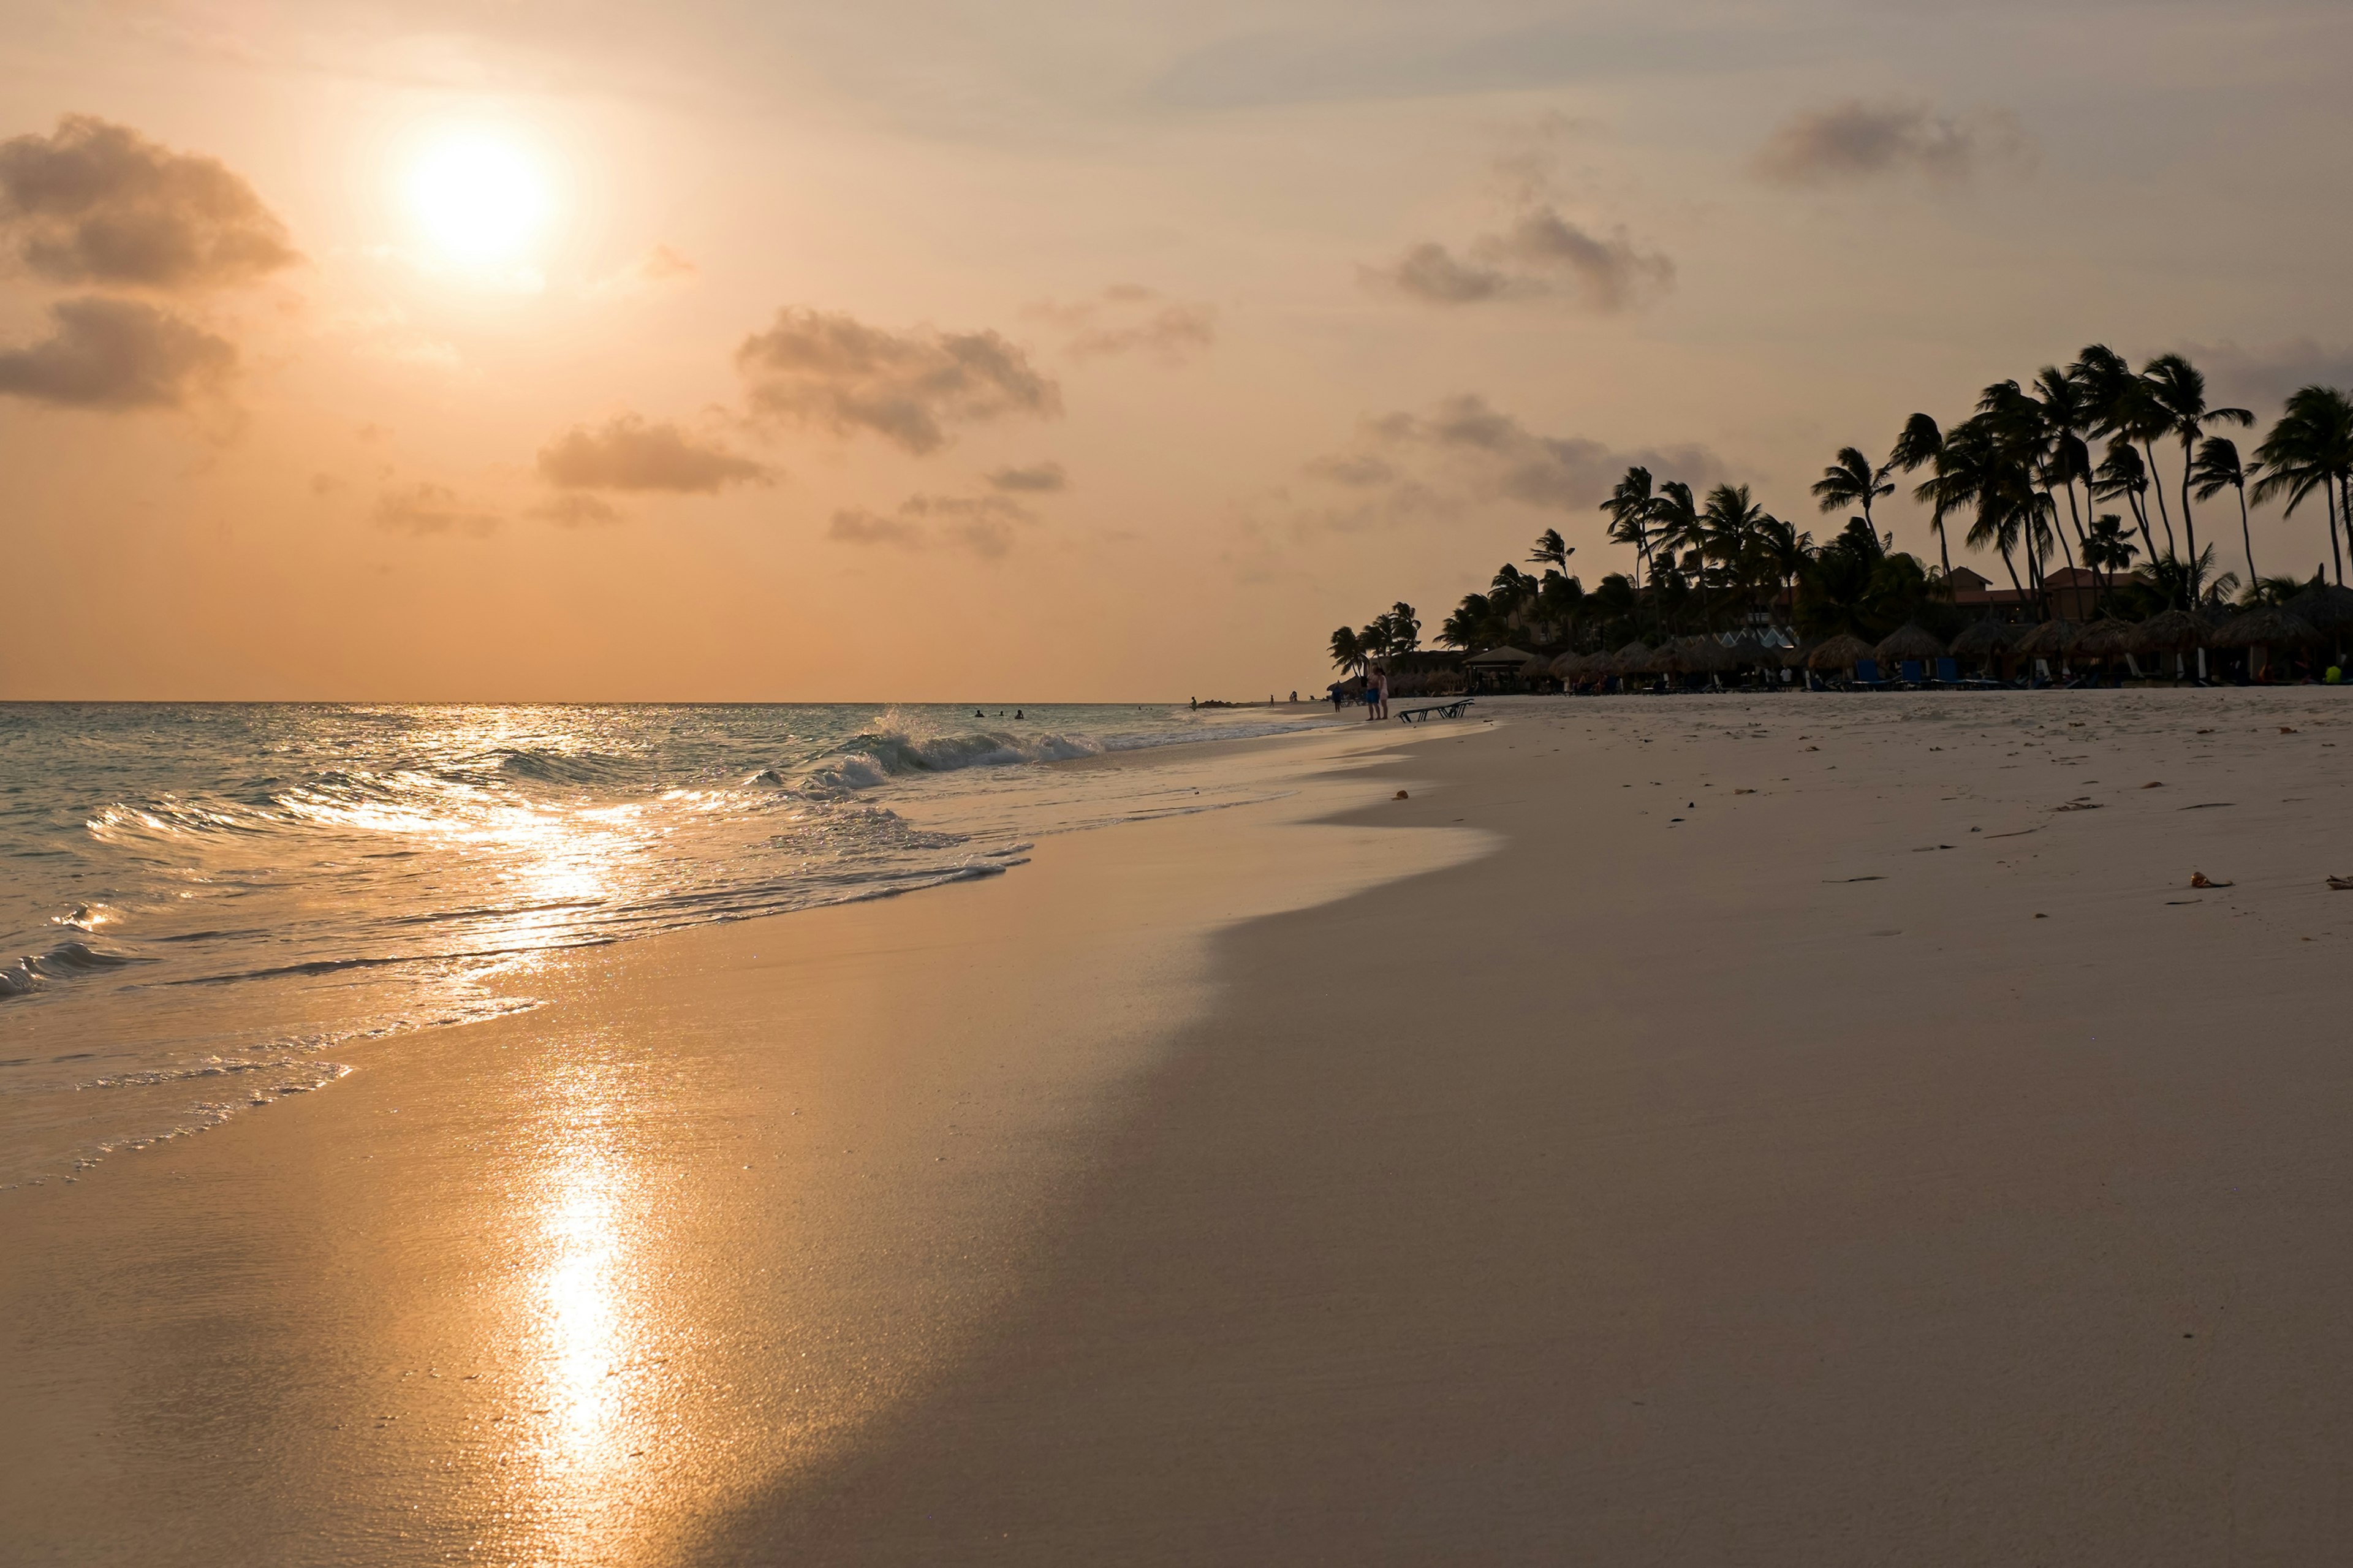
[
  {"x1": 13, "y1": 689, "x2": 2353, "y2": 1563},
  {"x1": 0, "y1": 721, "x2": 1483, "y2": 1565}
]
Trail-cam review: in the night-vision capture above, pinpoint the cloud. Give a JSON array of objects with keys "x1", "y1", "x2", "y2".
[
  {"x1": 986, "y1": 461, "x2": 1067, "y2": 493},
  {"x1": 826, "y1": 491, "x2": 1033, "y2": 559},
  {"x1": 373, "y1": 481, "x2": 498, "y2": 537},
  {"x1": 2183, "y1": 338, "x2": 2353, "y2": 416},
  {"x1": 530, "y1": 493, "x2": 625, "y2": 528},
  {"x1": 0, "y1": 114, "x2": 297, "y2": 291},
  {"x1": 737, "y1": 307, "x2": 1060, "y2": 454},
  {"x1": 1751, "y1": 100, "x2": 2035, "y2": 188},
  {"x1": 1366, "y1": 207, "x2": 1672, "y2": 312},
  {"x1": 588, "y1": 243, "x2": 697, "y2": 298},
  {"x1": 0, "y1": 296, "x2": 235, "y2": 409},
  {"x1": 1295, "y1": 393, "x2": 1723, "y2": 532},
  {"x1": 1023, "y1": 287, "x2": 1216, "y2": 363},
  {"x1": 536, "y1": 414, "x2": 773, "y2": 493}
]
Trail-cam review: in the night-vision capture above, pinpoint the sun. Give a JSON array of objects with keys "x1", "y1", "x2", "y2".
[{"x1": 405, "y1": 129, "x2": 553, "y2": 271}]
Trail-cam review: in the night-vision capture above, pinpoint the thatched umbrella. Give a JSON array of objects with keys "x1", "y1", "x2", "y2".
[
  {"x1": 1611, "y1": 640, "x2": 1653, "y2": 678},
  {"x1": 2071, "y1": 616, "x2": 2137, "y2": 659},
  {"x1": 1548, "y1": 650, "x2": 1584, "y2": 680},
  {"x1": 1874, "y1": 623, "x2": 1946, "y2": 664},
  {"x1": 2128, "y1": 608, "x2": 2207, "y2": 653},
  {"x1": 2210, "y1": 605, "x2": 2319, "y2": 648},
  {"x1": 1807, "y1": 632, "x2": 1877, "y2": 672},
  {"x1": 2012, "y1": 618, "x2": 2077, "y2": 660},
  {"x1": 1949, "y1": 619, "x2": 2019, "y2": 662},
  {"x1": 2286, "y1": 583, "x2": 2353, "y2": 637},
  {"x1": 1674, "y1": 635, "x2": 1740, "y2": 675}
]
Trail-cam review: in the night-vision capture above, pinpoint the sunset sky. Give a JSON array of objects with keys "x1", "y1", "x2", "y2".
[{"x1": 4, "y1": 0, "x2": 2350, "y2": 700}]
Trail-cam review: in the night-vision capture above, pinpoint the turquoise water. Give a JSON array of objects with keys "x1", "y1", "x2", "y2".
[{"x1": 0, "y1": 701, "x2": 1347, "y2": 1181}]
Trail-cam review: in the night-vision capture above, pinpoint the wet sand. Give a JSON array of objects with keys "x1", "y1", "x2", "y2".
[{"x1": 11, "y1": 691, "x2": 2353, "y2": 1564}]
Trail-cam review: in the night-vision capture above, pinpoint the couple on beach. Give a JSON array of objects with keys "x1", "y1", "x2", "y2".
[{"x1": 1363, "y1": 668, "x2": 1389, "y2": 721}]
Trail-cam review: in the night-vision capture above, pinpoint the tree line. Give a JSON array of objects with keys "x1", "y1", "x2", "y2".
[{"x1": 1330, "y1": 350, "x2": 2353, "y2": 666}]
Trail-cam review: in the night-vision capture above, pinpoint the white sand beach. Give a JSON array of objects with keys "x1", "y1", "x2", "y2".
[{"x1": 9, "y1": 692, "x2": 2353, "y2": 1566}]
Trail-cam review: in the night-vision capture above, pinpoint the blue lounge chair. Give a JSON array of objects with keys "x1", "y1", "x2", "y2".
[
  {"x1": 1854, "y1": 657, "x2": 1896, "y2": 690},
  {"x1": 1934, "y1": 656, "x2": 1959, "y2": 685},
  {"x1": 1898, "y1": 659, "x2": 1925, "y2": 685}
]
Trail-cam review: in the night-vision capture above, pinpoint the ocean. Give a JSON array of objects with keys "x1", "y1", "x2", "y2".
[{"x1": 0, "y1": 701, "x2": 1349, "y2": 1184}]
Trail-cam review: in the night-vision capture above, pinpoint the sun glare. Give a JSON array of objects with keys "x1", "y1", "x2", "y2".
[{"x1": 406, "y1": 129, "x2": 553, "y2": 272}]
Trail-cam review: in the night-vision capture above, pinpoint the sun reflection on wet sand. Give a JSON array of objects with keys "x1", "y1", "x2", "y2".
[{"x1": 498, "y1": 1063, "x2": 661, "y2": 1561}]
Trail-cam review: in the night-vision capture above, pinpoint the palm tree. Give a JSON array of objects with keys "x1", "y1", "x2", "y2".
[
  {"x1": 1699, "y1": 483, "x2": 1770, "y2": 632},
  {"x1": 1328, "y1": 626, "x2": 1365, "y2": 675},
  {"x1": 2190, "y1": 436, "x2": 2259, "y2": 590},
  {"x1": 2141, "y1": 353, "x2": 2253, "y2": 602},
  {"x1": 1601, "y1": 466, "x2": 1657, "y2": 597},
  {"x1": 1438, "y1": 594, "x2": 1495, "y2": 650},
  {"x1": 2091, "y1": 440, "x2": 2159, "y2": 567},
  {"x1": 2083, "y1": 513, "x2": 2139, "y2": 588},
  {"x1": 2254, "y1": 386, "x2": 2353, "y2": 586},
  {"x1": 1887, "y1": 413, "x2": 1949, "y2": 574},
  {"x1": 2034, "y1": 365, "x2": 2099, "y2": 571},
  {"x1": 1649, "y1": 481, "x2": 1703, "y2": 631},
  {"x1": 2077, "y1": 344, "x2": 2177, "y2": 560},
  {"x1": 1751, "y1": 513, "x2": 1811, "y2": 630},
  {"x1": 1978, "y1": 379, "x2": 2078, "y2": 595},
  {"x1": 1809, "y1": 448, "x2": 1892, "y2": 555},
  {"x1": 1528, "y1": 528, "x2": 1573, "y2": 575},
  {"x1": 1917, "y1": 414, "x2": 2037, "y2": 608},
  {"x1": 1385, "y1": 601, "x2": 1422, "y2": 655}
]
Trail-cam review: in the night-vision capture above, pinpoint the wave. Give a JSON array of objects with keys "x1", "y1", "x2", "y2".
[
  {"x1": 0, "y1": 939, "x2": 143, "y2": 998},
  {"x1": 455, "y1": 746, "x2": 638, "y2": 786},
  {"x1": 798, "y1": 725, "x2": 1103, "y2": 797}
]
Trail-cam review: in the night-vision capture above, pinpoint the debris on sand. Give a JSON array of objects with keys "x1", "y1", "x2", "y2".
[{"x1": 2189, "y1": 872, "x2": 2234, "y2": 889}]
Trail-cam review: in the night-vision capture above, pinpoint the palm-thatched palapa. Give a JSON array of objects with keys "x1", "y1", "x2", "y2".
[
  {"x1": 2285, "y1": 583, "x2": 2353, "y2": 635},
  {"x1": 1807, "y1": 633, "x2": 1878, "y2": 671},
  {"x1": 2209, "y1": 605, "x2": 2319, "y2": 648},
  {"x1": 1874, "y1": 623, "x2": 1947, "y2": 663},
  {"x1": 1948, "y1": 619, "x2": 2021, "y2": 662},
  {"x1": 2012, "y1": 619, "x2": 2077, "y2": 659},
  {"x1": 1548, "y1": 650, "x2": 1585, "y2": 680},
  {"x1": 1673, "y1": 635, "x2": 1740, "y2": 675},
  {"x1": 2070, "y1": 617, "x2": 2138, "y2": 659},
  {"x1": 2128, "y1": 608, "x2": 2208, "y2": 654},
  {"x1": 1611, "y1": 641, "x2": 1653, "y2": 676}
]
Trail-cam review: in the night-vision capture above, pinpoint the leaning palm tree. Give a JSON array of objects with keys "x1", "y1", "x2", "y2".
[
  {"x1": 1887, "y1": 412, "x2": 1949, "y2": 574},
  {"x1": 2142, "y1": 354, "x2": 2253, "y2": 602},
  {"x1": 2077, "y1": 344, "x2": 2177, "y2": 560},
  {"x1": 2254, "y1": 386, "x2": 2353, "y2": 586},
  {"x1": 2091, "y1": 440, "x2": 2159, "y2": 567},
  {"x1": 1601, "y1": 466, "x2": 1658, "y2": 594},
  {"x1": 1527, "y1": 528, "x2": 1573, "y2": 577},
  {"x1": 1809, "y1": 448, "x2": 1893, "y2": 555},
  {"x1": 2190, "y1": 436, "x2": 2259, "y2": 590},
  {"x1": 1384, "y1": 601, "x2": 1422, "y2": 655},
  {"x1": 1328, "y1": 625, "x2": 1365, "y2": 675},
  {"x1": 2034, "y1": 365, "x2": 2099, "y2": 569}
]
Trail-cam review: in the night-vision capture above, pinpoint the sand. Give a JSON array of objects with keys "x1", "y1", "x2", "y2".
[{"x1": 9, "y1": 689, "x2": 2353, "y2": 1565}]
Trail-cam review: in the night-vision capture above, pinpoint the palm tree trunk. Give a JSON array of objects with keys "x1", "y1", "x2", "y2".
[
  {"x1": 2236, "y1": 485, "x2": 2257, "y2": 590},
  {"x1": 1933, "y1": 513, "x2": 1952, "y2": 577},
  {"x1": 2143, "y1": 439, "x2": 2178, "y2": 558},
  {"x1": 2127, "y1": 493, "x2": 2157, "y2": 570},
  {"x1": 2180, "y1": 435, "x2": 2202, "y2": 605},
  {"x1": 1999, "y1": 544, "x2": 2026, "y2": 608}
]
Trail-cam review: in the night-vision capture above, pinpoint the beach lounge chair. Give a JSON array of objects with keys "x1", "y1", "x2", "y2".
[
  {"x1": 1394, "y1": 698, "x2": 1476, "y2": 725},
  {"x1": 1898, "y1": 659, "x2": 1925, "y2": 685},
  {"x1": 1934, "y1": 657, "x2": 1959, "y2": 686},
  {"x1": 1853, "y1": 658, "x2": 1895, "y2": 690}
]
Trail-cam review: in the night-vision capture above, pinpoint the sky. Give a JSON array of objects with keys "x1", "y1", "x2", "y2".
[{"x1": 2, "y1": 0, "x2": 2350, "y2": 700}]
